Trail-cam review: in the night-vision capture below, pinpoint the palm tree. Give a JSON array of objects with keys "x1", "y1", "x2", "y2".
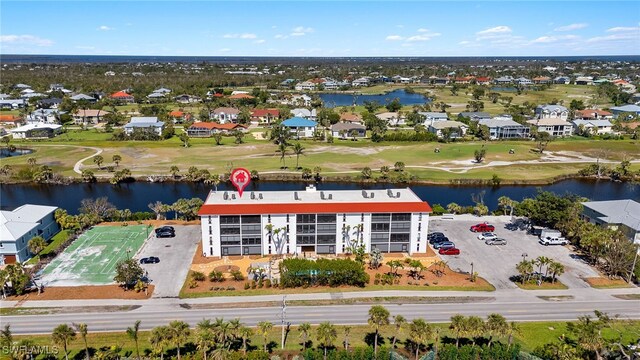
[
  {"x1": 506, "y1": 322, "x2": 520, "y2": 349},
  {"x1": 343, "y1": 326, "x2": 351, "y2": 350},
  {"x1": 392, "y1": 314, "x2": 406, "y2": 348},
  {"x1": 316, "y1": 322, "x2": 337, "y2": 360},
  {"x1": 449, "y1": 314, "x2": 465, "y2": 348},
  {"x1": 196, "y1": 319, "x2": 214, "y2": 360},
  {"x1": 485, "y1": 313, "x2": 508, "y2": 348},
  {"x1": 535, "y1": 256, "x2": 552, "y2": 280},
  {"x1": 409, "y1": 318, "x2": 433, "y2": 360},
  {"x1": 126, "y1": 320, "x2": 142, "y2": 360},
  {"x1": 465, "y1": 316, "x2": 484, "y2": 347},
  {"x1": 292, "y1": 142, "x2": 305, "y2": 169},
  {"x1": 93, "y1": 155, "x2": 104, "y2": 169},
  {"x1": 549, "y1": 261, "x2": 565, "y2": 283},
  {"x1": 52, "y1": 324, "x2": 76, "y2": 360},
  {"x1": 516, "y1": 260, "x2": 534, "y2": 285},
  {"x1": 168, "y1": 320, "x2": 190, "y2": 360},
  {"x1": 361, "y1": 167, "x2": 372, "y2": 179},
  {"x1": 277, "y1": 142, "x2": 289, "y2": 168},
  {"x1": 299, "y1": 322, "x2": 311, "y2": 351},
  {"x1": 204, "y1": 173, "x2": 221, "y2": 192},
  {"x1": 211, "y1": 348, "x2": 231, "y2": 360},
  {"x1": 0, "y1": 324, "x2": 12, "y2": 349},
  {"x1": 258, "y1": 321, "x2": 273, "y2": 351},
  {"x1": 112, "y1": 154, "x2": 122, "y2": 167},
  {"x1": 367, "y1": 305, "x2": 390, "y2": 355},
  {"x1": 27, "y1": 236, "x2": 46, "y2": 255},
  {"x1": 27, "y1": 157, "x2": 37, "y2": 167},
  {"x1": 170, "y1": 165, "x2": 180, "y2": 179},
  {"x1": 213, "y1": 317, "x2": 232, "y2": 349},
  {"x1": 150, "y1": 326, "x2": 172, "y2": 360},
  {"x1": 73, "y1": 323, "x2": 89, "y2": 360},
  {"x1": 239, "y1": 326, "x2": 253, "y2": 355}
]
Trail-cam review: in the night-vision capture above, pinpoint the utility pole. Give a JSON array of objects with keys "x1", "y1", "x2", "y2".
[
  {"x1": 628, "y1": 246, "x2": 639, "y2": 284},
  {"x1": 281, "y1": 296, "x2": 286, "y2": 349}
]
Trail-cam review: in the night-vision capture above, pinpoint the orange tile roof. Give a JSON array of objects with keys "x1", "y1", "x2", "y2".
[
  {"x1": 251, "y1": 109, "x2": 279, "y2": 117},
  {"x1": 110, "y1": 91, "x2": 132, "y2": 98},
  {"x1": 340, "y1": 113, "x2": 363, "y2": 122},
  {"x1": 229, "y1": 93, "x2": 255, "y2": 99},
  {"x1": 199, "y1": 201, "x2": 432, "y2": 215},
  {"x1": 169, "y1": 110, "x2": 184, "y2": 117},
  {"x1": 575, "y1": 109, "x2": 612, "y2": 118},
  {"x1": 212, "y1": 93, "x2": 224, "y2": 97},
  {"x1": 0, "y1": 115, "x2": 22, "y2": 122}
]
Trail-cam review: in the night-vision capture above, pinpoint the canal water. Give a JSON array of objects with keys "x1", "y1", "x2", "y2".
[
  {"x1": 1, "y1": 179, "x2": 638, "y2": 214},
  {"x1": 319, "y1": 89, "x2": 430, "y2": 108}
]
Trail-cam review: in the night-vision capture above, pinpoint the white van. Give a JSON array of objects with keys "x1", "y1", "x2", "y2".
[{"x1": 539, "y1": 236, "x2": 568, "y2": 246}]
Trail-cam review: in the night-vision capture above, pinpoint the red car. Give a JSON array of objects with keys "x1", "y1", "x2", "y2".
[
  {"x1": 439, "y1": 247, "x2": 460, "y2": 255},
  {"x1": 470, "y1": 223, "x2": 495, "y2": 232}
]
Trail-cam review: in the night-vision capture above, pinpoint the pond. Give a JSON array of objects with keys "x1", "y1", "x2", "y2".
[
  {"x1": 0, "y1": 148, "x2": 33, "y2": 158},
  {"x1": 319, "y1": 89, "x2": 430, "y2": 108}
]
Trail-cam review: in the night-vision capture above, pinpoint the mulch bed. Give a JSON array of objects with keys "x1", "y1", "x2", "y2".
[{"x1": 5, "y1": 285, "x2": 154, "y2": 301}]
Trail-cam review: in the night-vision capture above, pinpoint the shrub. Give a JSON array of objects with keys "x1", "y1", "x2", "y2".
[
  {"x1": 279, "y1": 258, "x2": 369, "y2": 288},
  {"x1": 264, "y1": 279, "x2": 271, "y2": 288},
  {"x1": 226, "y1": 286, "x2": 235, "y2": 291},
  {"x1": 188, "y1": 279, "x2": 198, "y2": 288},
  {"x1": 191, "y1": 271, "x2": 205, "y2": 282},
  {"x1": 208, "y1": 270, "x2": 225, "y2": 282},
  {"x1": 230, "y1": 269, "x2": 245, "y2": 281},
  {"x1": 244, "y1": 282, "x2": 250, "y2": 290},
  {"x1": 251, "y1": 280, "x2": 257, "y2": 289}
]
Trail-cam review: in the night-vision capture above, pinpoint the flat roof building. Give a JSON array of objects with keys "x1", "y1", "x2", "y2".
[
  {"x1": 582, "y1": 200, "x2": 640, "y2": 244},
  {"x1": 198, "y1": 186, "x2": 432, "y2": 257},
  {"x1": 1, "y1": 204, "x2": 59, "y2": 264}
]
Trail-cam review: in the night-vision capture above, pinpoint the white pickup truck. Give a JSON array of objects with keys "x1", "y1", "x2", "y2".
[{"x1": 539, "y1": 229, "x2": 568, "y2": 246}]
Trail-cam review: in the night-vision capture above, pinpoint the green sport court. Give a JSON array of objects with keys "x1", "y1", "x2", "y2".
[{"x1": 41, "y1": 225, "x2": 151, "y2": 286}]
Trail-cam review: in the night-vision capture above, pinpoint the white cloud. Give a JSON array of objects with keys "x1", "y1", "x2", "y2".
[
  {"x1": 554, "y1": 23, "x2": 587, "y2": 31},
  {"x1": 476, "y1": 26, "x2": 512, "y2": 38},
  {"x1": 458, "y1": 40, "x2": 470, "y2": 45},
  {"x1": 219, "y1": 48, "x2": 231, "y2": 52},
  {"x1": 606, "y1": 26, "x2": 640, "y2": 32},
  {"x1": 222, "y1": 33, "x2": 257, "y2": 39},
  {"x1": 406, "y1": 33, "x2": 440, "y2": 42},
  {"x1": 254, "y1": 39, "x2": 266, "y2": 44},
  {"x1": 417, "y1": 28, "x2": 430, "y2": 33},
  {"x1": 587, "y1": 33, "x2": 638, "y2": 43},
  {"x1": 291, "y1": 26, "x2": 314, "y2": 36},
  {"x1": 531, "y1": 35, "x2": 579, "y2": 43},
  {"x1": 0, "y1": 34, "x2": 53, "y2": 46},
  {"x1": 385, "y1": 35, "x2": 404, "y2": 41},
  {"x1": 274, "y1": 34, "x2": 287, "y2": 39},
  {"x1": 75, "y1": 45, "x2": 96, "y2": 50},
  {"x1": 98, "y1": 25, "x2": 113, "y2": 31}
]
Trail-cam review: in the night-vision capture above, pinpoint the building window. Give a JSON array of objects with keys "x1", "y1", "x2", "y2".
[
  {"x1": 209, "y1": 226, "x2": 212, "y2": 235},
  {"x1": 268, "y1": 215, "x2": 271, "y2": 222},
  {"x1": 343, "y1": 214, "x2": 346, "y2": 222},
  {"x1": 418, "y1": 223, "x2": 422, "y2": 231},
  {"x1": 268, "y1": 247, "x2": 272, "y2": 255},
  {"x1": 209, "y1": 237, "x2": 213, "y2": 245},
  {"x1": 286, "y1": 214, "x2": 290, "y2": 223},
  {"x1": 210, "y1": 247, "x2": 213, "y2": 256},
  {"x1": 417, "y1": 244, "x2": 420, "y2": 252},
  {"x1": 268, "y1": 235, "x2": 272, "y2": 244},
  {"x1": 419, "y1": 213, "x2": 422, "y2": 221},
  {"x1": 361, "y1": 213, "x2": 364, "y2": 222},
  {"x1": 286, "y1": 224, "x2": 290, "y2": 232},
  {"x1": 286, "y1": 235, "x2": 290, "y2": 244},
  {"x1": 208, "y1": 216, "x2": 212, "y2": 224},
  {"x1": 286, "y1": 245, "x2": 290, "y2": 253}
]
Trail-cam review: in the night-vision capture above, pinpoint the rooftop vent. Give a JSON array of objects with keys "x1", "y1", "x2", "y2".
[
  {"x1": 328, "y1": 194, "x2": 333, "y2": 200},
  {"x1": 251, "y1": 192, "x2": 255, "y2": 200},
  {"x1": 231, "y1": 194, "x2": 236, "y2": 200},
  {"x1": 396, "y1": 191, "x2": 400, "y2": 198},
  {"x1": 223, "y1": 191, "x2": 229, "y2": 200},
  {"x1": 320, "y1": 191, "x2": 326, "y2": 200},
  {"x1": 362, "y1": 190, "x2": 368, "y2": 198},
  {"x1": 371, "y1": 192, "x2": 375, "y2": 198},
  {"x1": 294, "y1": 192, "x2": 300, "y2": 200},
  {"x1": 306, "y1": 185, "x2": 316, "y2": 192},
  {"x1": 259, "y1": 193, "x2": 263, "y2": 200},
  {"x1": 387, "y1": 189, "x2": 393, "y2": 198}
]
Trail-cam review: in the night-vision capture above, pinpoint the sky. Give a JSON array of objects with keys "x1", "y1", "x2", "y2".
[{"x1": 1, "y1": 1, "x2": 639, "y2": 57}]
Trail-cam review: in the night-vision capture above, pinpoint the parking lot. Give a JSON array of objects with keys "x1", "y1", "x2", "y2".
[
  {"x1": 136, "y1": 225, "x2": 201, "y2": 298},
  {"x1": 429, "y1": 215, "x2": 599, "y2": 290}
]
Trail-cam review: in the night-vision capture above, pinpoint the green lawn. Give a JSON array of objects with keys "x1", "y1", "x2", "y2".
[
  {"x1": 12, "y1": 319, "x2": 640, "y2": 359},
  {"x1": 26, "y1": 230, "x2": 69, "y2": 265}
]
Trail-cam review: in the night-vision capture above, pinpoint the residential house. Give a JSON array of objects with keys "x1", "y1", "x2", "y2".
[
  {"x1": 331, "y1": 122, "x2": 366, "y2": 138},
  {"x1": 428, "y1": 121, "x2": 468, "y2": 139},
  {"x1": 153, "y1": 87, "x2": 172, "y2": 94},
  {"x1": 475, "y1": 77, "x2": 492, "y2": 85},
  {"x1": 187, "y1": 122, "x2": 247, "y2": 137},
  {"x1": 123, "y1": 117, "x2": 164, "y2": 136},
  {"x1": 554, "y1": 76, "x2": 571, "y2": 85},
  {"x1": 458, "y1": 112, "x2": 490, "y2": 122},
  {"x1": 0, "y1": 99, "x2": 26, "y2": 110},
  {"x1": 228, "y1": 93, "x2": 255, "y2": 100},
  {"x1": 478, "y1": 118, "x2": 530, "y2": 140},
  {"x1": 376, "y1": 112, "x2": 406, "y2": 126},
  {"x1": 14, "y1": 84, "x2": 31, "y2": 90},
  {"x1": 610, "y1": 104, "x2": 640, "y2": 117},
  {"x1": 532, "y1": 76, "x2": 552, "y2": 84},
  {"x1": 572, "y1": 119, "x2": 614, "y2": 135},
  {"x1": 535, "y1": 104, "x2": 569, "y2": 120},
  {"x1": 454, "y1": 76, "x2": 475, "y2": 84},
  {"x1": 21, "y1": 92, "x2": 46, "y2": 99},
  {"x1": 26, "y1": 109, "x2": 63, "y2": 124},
  {"x1": 581, "y1": 200, "x2": 640, "y2": 244},
  {"x1": 431, "y1": 76, "x2": 450, "y2": 85},
  {"x1": 339, "y1": 112, "x2": 363, "y2": 123},
  {"x1": 174, "y1": 94, "x2": 201, "y2": 104},
  {"x1": 494, "y1": 76, "x2": 514, "y2": 84},
  {"x1": 251, "y1": 109, "x2": 279, "y2": 124},
  {"x1": 73, "y1": 109, "x2": 110, "y2": 125},
  {"x1": 575, "y1": 76, "x2": 594, "y2": 85},
  {"x1": 280, "y1": 79, "x2": 296, "y2": 87},
  {"x1": 418, "y1": 112, "x2": 448, "y2": 126},
  {"x1": 290, "y1": 108, "x2": 317, "y2": 120},
  {"x1": 110, "y1": 91, "x2": 135, "y2": 103},
  {"x1": 295, "y1": 81, "x2": 317, "y2": 91},
  {"x1": 37, "y1": 98, "x2": 62, "y2": 109},
  {"x1": 211, "y1": 107, "x2": 240, "y2": 123},
  {"x1": 0, "y1": 204, "x2": 59, "y2": 264},
  {"x1": 351, "y1": 77, "x2": 370, "y2": 87},
  {"x1": 10, "y1": 123, "x2": 63, "y2": 139},
  {"x1": 574, "y1": 109, "x2": 613, "y2": 120},
  {"x1": 515, "y1": 77, "x2": 533, "y2": 85},
  {"x1": 168, "y1": 110, "x2": 192, "y2": 123},
  {"x1": 281, "y1": 117, "x2": 317, "y2": 138},
  {"x1": 527, "y1": 118, "x2": 574, "y2": 137},
  {"x1": 146, "y1": 92, "x2": 167, "y2": 102},
  {"x1": 0, "y1": 115, "x2": 24, "y2": 127},
  {"x1": 285, "y1": 94, "x2": 312, "y2": 107}
]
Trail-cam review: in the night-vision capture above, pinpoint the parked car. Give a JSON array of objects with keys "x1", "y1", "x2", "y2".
[
  {"x1": 477, "y1": 232, "x2": 498, "y2": 241},
  {"x1": 485, "y1": 238, "x2": 507, "y2": 245},
  {"x1": 140, "y1": 256, "x2": 160, "y2": 264},
  {"x1": 470, "y1": 223, "x2": 495, "y2": 232},
  {"x1": 439, "y1": 247, "x2": 460, "y2": 255},
  {"x1": 429, "y1": 236, "x2": 450, "y2": 245},
  {"x1": 427, "y1": 232, "x2": 445, "y2": 240},
  {"x1": 539, "y1": 237, "x2": 568, "y2": 246},
  {"x1": 155, "y1": 226, "x2": 175, "y2": 234},
  {"x1": 433, "y1": 241, "x2": 455, "y2": 250},
  {"x1": 156, "y1": 230, "x2": 175, "y2": 238}
]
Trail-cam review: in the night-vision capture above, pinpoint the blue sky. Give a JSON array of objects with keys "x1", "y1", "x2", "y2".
[{"x1": 1, "y1": 1, "x2": 639, "y2": 56}]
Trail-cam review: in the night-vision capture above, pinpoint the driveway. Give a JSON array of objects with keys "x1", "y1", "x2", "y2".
[
  {"x1": 429, "y1": 216, "x2": 599, "y2": 290},
  {"x1": 136, "y1": 225, "x2": 200, "y2": 298}
]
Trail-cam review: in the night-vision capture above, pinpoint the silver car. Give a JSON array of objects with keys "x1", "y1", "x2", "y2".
[
  {"x1": 433, "y1": 241, "x2": 455, "y2": 249},
  {"x1": 477, "y1": 232, "x2": 498, "y2": 241},
  {"x1": 485, "y1": 238, "x2": 507, "y2": 245}
]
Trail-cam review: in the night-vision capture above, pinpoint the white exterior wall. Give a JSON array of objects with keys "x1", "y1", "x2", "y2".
[
  {"x1": 202, "y1": 215, "x2": 221, "y2": 257},
  {"x1": 410, "y1": 212, "x2": 429, "y2": 254}
]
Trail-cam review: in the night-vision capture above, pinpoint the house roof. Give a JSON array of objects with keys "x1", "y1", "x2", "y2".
[
  {"x1": 189, "y1": 122, "x2": 246, "y2": 130},
  {"x1": 124, "y1": 117, "x2": 164, "y2": 128},
  {"x1": 290, "y1": 108, "x2": 316, "y2": 117},
  {"x1": 527, "y1": 118, "x2": 572, "y2": 126},
  {"x1": 73, "y1": 109, "x2": 110, "y2": 117},
  {"x1": 213, "y1": 107, "x2": 240, "y2": 115},
  {"x1": 70, "y1": 94, "x2": 95, "y2": 101},
  {"x1": 110, "y1": 91, "x2": 133, "y2": 98},
  {"x1": 611, "y1": 104, "x2": 640, "y2": 113},
  {"x1": 475, "y1": 77, "x2": 491, "y2": 82},
  {"x1": 572, "y1": 119, "x2": 613, "y2": 127},
  {"x1": 339, "y1": 113, "x2": 363, "y2": 122},
  {"x1": 251, "y1": 109, "x2": 279, "y2": 117},
  {"x1": 198, "y1": 188, "x2": 431, "y2": 215},
  {"x1": 11, "y1": 123, "x2": 62, "y2": 133},
  {"x1": 1, "y1": 204, "x2": 58, "y2": 241},
  {"x1": 429, "y1": 120, "x2": 468, "y2": 130},
  {"x1": 0, "y1": 115, "x2": 22, "y2": 122},
  {"x1": 228, "y1": 93, "x2": 255, "y2": 99},
  {"x1": 147, "y1": 92, "x2": 166, "y2": 98},
  {"x1": 582, "y1": 199, "x2": 640, "y2": 232},
  {"x1": 419, "y1": 112, "x2": 449, "y2": 119},
  {"x1": 281, "y1": 117, "x2": 317, "y2": 127},
  {"x1": 376, "y1": 112, "x2": 404, "y2": 120},
  {"x1": 574, "y1": 109, "x2": 612, "y2": 119},
  {"x1": 536, "y1": 104, "x2": 568, "y2": 113},
  {"x1": 458, "y1": 112, "x2": 490, "y2": 119},
  {"x1": 331, "y1": 122, "x2": 366, "y2": 132},
  {"x1": 479, "y1": 118, "x2": 527, "y2": 128}
]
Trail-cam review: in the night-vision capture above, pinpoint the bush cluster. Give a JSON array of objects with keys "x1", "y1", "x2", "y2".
[{"x1": 279, "y1": 258, "x2": 369, "y2": 288}]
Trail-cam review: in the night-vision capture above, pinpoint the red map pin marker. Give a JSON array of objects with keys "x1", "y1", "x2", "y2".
[{"x1": 230, "y1": 168, "x2": 251, "y2": 198}]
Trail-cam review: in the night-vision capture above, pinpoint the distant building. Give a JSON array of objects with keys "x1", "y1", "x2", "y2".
[
  {"x1": 418, "y1": 112, "x2": 448, "y2": 126},
  {"x1": 211, "y1": 107, "x2": 240, "y2": 123},
  {"x1": 110, "y1": 91, "x2": 135, "y2": 103},
  {"x1": 377, "y1": 112, "x2": 406, "y2": 126},
  {"x1": 574, "y1": 109, "x2": 613, "y2": 121},
  {"x1": 187, "y1": 122, "x2": 247, "y2": 137},
  {"x1": 0, "y1": 204, "x2": 59, "y2": 264},
  {"x1": 10, "y1": 123, "x2": 63, "y2": 139},
  {"x1": 535, "y1": 104, "x2": 569, "y2": 121},
  {"x1": 428, "y1": 121, "x2": 468, "y2": 139},
  {"x1": 73, "y1": 109, "x2": 110, "y2": 125},
  {"x1": 611, "y1": 104, "x2": 640, "y2": 117},
  {"x1": 251, "y1": 109, "x2": 279, "y2": 124},
  {"x1": 124, "y1": 117, "x2": 164, "y2": 136},
  {"x1": 581, "y1": 200, "x2": 640, "y2": 244},
  {"x1": 458, "y1": 112, "x2": 490, "y2": 122},
  {"x1": 572, "y1": 119, "x2": 614, "y2": 135},
  {"x1": 478, "y1": 118, "x2": 530, "y2": 140},
  {"x1": 281, "y1": 117, "x2": 317, "y2": 138},
  {"x1": 527, "y1": 118, "x2": 574, "y2": 137},
  {"x1": 290, "y1": 108, "x2": 317, "y2": 120},
  {"x1": 331, "y1": 122, "x2": 366, "y2": 138}
]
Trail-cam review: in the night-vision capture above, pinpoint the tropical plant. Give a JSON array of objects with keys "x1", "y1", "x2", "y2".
[
  {"x1": 73, "y1": 323, "x2": 89, "y2": 360},
  {"x1": 367, "y1": 305, "x2": 390, "y2": 355},
  {"x1": 485, "y1": 313, "x2": 508, "y2": 348},
  {"x1": 168, "y1": 320, "x2": 190, "y2": 360},
  {"x1": 292, "y1": 142, "x2": 305, "y2": 169},
  {"x1": 126, "y1": 320, "x2": 141, "y2": 360},
  {"x1": 409, "y1": 318, "x2": 433, "y2": 360},
  {"x1": 52, "y1": 324, "x2": 76, "y2": 360},
  {"x1": 170, "y1": 165, "x2": 180, "y2": 179},
  {"x1": 394, "y1": 161, "x2": 405, "y2": 172},
  {"x1": 392, "y1": 314, "x2": 406, "y2": 348},
  {"x1": 343, "y1": 326, "x2": 351, "y2": 350},
  {"x1": 150, "y1": 325, "x2": 173, "y2": 360},
  {"x1": 299, "y1": 322, "x2": 311, "y2": 351},
  {"x1": 316, "y1": 321, "x2": 338, "y2": 360},
  {"x1": 93, "y1": 154, "x2": 104, "y2": 169},
  {"x1": 257, "y1": 321, "x2": 273, "y2": 351},
  {"x1": 196, "y1": 319, "x2": 214, "y2": 360},
  {"x1": 277, "y1": 142, "x2": 289, "y2": 168},
  {"x1": 449, "y1": 314, "x2": 465, "y2": 348},
  {"x1": 361, "y1": 167, "x2": 372, "y2": 179},
  {"x1": 369, "y1": 248, "x2": 383, "y2": 269},
  {"x1": 27, "y1": 236, "x2": 46, "y2": 255},
  {"x1": 112, "y1": 154, "x2": 122, "y2": 167},
  {"x1": 239, "y1": 326, "x2": 253, "y2": 355},
  {"x1": 549, "y1": 261, "x2": 565, "y2": 283}
]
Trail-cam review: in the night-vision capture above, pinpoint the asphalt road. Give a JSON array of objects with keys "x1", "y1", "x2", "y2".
[
  {"x1": 5, "y1": 298, "x2": 640, "y2": 335},
  {"x1": 137, "y1": 225, "x2": 200, "y2": 298}
]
